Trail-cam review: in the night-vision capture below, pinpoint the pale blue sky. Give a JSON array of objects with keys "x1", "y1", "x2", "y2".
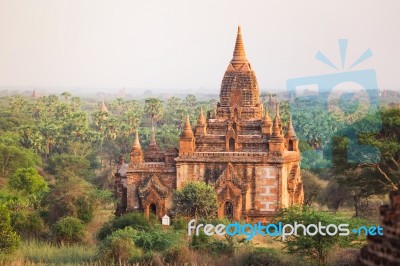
[{"x1": 0, "y1": 0, "x2": 399, "y2": 93}]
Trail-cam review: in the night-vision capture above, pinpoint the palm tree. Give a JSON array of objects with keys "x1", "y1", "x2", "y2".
[
  {"x1": 61, "y1": 92, "x2": 72, "y2": 101},
  {"x1": 144, "y1": 98, "x2": 164, "y2": 127}
]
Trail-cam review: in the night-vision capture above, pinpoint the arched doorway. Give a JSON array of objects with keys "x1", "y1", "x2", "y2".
[
  {"x1": 149, "y1": 203, "x2": 157, "y2": 215},
  {"x1": 224, "y1": 201, "x2": 234, "y2": 220},
  {"x1": 288, "y1": 140, "x2": 294, "y2": 151},
  {"x1": 229, "y1": 138, "x2": 235, "y2": 152}
]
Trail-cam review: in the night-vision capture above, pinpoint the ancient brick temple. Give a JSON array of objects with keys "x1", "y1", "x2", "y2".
[
  {"x1": 357, "y1": 191, "x2": 400, "y2": 266},
  {"x1": 114, "y1": 26, "x2": 304, "y2": 221}
]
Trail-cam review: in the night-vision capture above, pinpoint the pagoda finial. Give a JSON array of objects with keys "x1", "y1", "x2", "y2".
[
  {"x1": 130, "y1": 129, "x2": 143, "y2": 163},
  {"x1": 133, "y1": 130, "x2": 141, "y2": 149},
  {"x1": 181, "y1": 115, "x2": 194, "y2": 138},
  {"x1": 272, "y1": 116, "x2": 282, "y2": 137},
  {"x1": 100, "y1": 98, "x2": 108, "y2": 113},
  {"x1": 272, "y1": 104, "x2": 283, "y2": 137},
  {"x1": 263, "y1": 108, "x2": 272, "y2": 125},
  {"x1": 286, "y1": 116, "x2": 296, "y2": 138},
  {"x1": 197, "y1": 107, "x2": 206, "y2": 125},
  {"x1": 232, "y1": 25, "x2": 246, "y2": 59}
]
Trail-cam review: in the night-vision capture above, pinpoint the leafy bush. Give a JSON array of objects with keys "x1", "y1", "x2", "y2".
[
  {"x1": 243, "y1": 248, "x2": 291, "y2": 266},
  {"x1": 275, "y1": 206, "x2": 369, "y2": 265},
  {"x1": 135, "y1": 229, "x2": 181, "y2": 252},
  {"x1": 98, "y1": 225, "x2": 180, "y2": 263},
  {"x1": 46, "y1": 154, "x2": 93, "y2": 181},
  {"x1": 301, "y1": 169, "x2": 325, "y2": 206},
  {"x1": 11, "y1": 211, "x2": 47, "y2": 239},
  {"x1": 0, "y1": 144, "x2": 40, "y2": 179},
  {"x1": 75, "y1": 196, "x2": 95, "y2": 223},
  {"x1": 98, "y1": 212, "x2": 152, "y2": 240},
  {"x1": 172, "y1": 181, "x2": 218, "y2": 219},
  {"x1": 0, "y1": 205, "x2": 21, "y2": 254},
  {"x1": 191, "y1": 231, "x2": 211, "y2": 251},
  {"x1": 51, "y1": 216, "x2": 85, "y2": 244},
  {"x1": 45, "y1": 177, "x2": 97, "y2": 224},
  {"x1": 98, "y1": 227, "x2": 141, "y2": 263},
  {"x1": 8, "y1": 167, "x2": 48, "y2": 197},
  {"x1": 172, "y1": 216, "x2": 189, "y2": 231},
  {"x1": 0, "y1": 191, "x2": 30, "y2": 211},
  {"x1": 191, "y1": 231, "x2": 235, "y2": 256}
]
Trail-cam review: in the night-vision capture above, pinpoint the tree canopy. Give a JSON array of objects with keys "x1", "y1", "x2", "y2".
[{"x1": 172, "y1": 181, "x2": 218, "y2": 219}]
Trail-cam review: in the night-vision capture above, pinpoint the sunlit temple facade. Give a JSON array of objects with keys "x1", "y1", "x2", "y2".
[{"x1": 114, "y1": 26, "x2": 303, "y2": 221}]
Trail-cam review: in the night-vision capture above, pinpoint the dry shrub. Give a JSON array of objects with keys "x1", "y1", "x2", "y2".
[{"x1": 327, "y1": 248, "x2": 359, "y2": 266}]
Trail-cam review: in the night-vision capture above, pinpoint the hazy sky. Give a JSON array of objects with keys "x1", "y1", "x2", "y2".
[{"x1": 0, "y1": 0, "x2": 399, "y2": 93}]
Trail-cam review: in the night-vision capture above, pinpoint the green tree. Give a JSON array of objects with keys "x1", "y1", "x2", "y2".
[
  {"x1": 97, "y1": 212, "x2": 152, "y2": 240},
  {"x1": 0, "y1": 205, "x2": 20, "y2": 254},
  {"x1": 358, "y1": 108, "x2": 400, "y2": 191},
  {"x1": 0, "y1": 144, "x2": 39, "y2": 179},
  {"x1": 98, "y1": 227, "x2": 141, "y2": 263},
  {"x1": 46, "y1": 154, "x2": 93, "y2": 181},
  {"x1": 172, "y1": 182, "x2": 218, "y2": 219},
  {"x1": 301, "y1": 170, "x2": 325, "y2": 206},
  {"x1": 11, "y1": 211, "x2": 46, "y2": 239},
  {"x1": 61, "y1": 91, "x2": 72, "y2": 101},
  {"x1": 320, "y1": 178, "x2": 351, "y2": 212},
  {"x1": 8, "y1": 167, "x2": 48, "y2": 198},
  {"x1": 144, "y1": 98, "x2": 164, "y2": 126},
  {"x1": 51, "y1": 216, "x2": 85, "y2": 244},
  {"x1": 45, "y1": 177, "x2": 97, "y2": 224},
  {"x1": 275, "y1": 206, "x2": 366, "y2": 266}
]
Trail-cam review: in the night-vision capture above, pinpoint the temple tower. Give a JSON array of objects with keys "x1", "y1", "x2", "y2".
[{"x1": 218, "y1": 26, "x2": 262, "y2": 120}]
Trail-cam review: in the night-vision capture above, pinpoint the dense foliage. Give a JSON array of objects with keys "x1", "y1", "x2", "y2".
[
  {"x1": 51, "y1": 216, "x2": 85, "y2": 244},
  {"x1": 0, "y1": 205, "x2": 20, "y2": 254},
  {"x1": 0, "y1": 92, "x2": 397, "y2": 265},
  {"x1": 275, "y1": 206, "x2": 371, "y2": 265},
  {"x1": 172, "y1": 181, "x2": 218, "y2": 219}
]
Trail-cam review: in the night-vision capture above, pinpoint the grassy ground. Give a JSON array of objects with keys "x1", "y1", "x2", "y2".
[
  {"x1": 1, "y1": 237, "x2": 359, "y2": 266},
  {"x1": 0, "y1": 207, "x2": 364, "y2": 265},
  {"x1": 0, "y1": 207, "x2": 115, "y2": 266},
  {"x1": 1, "y1": 241, "x2": 97, "y2": 265}
]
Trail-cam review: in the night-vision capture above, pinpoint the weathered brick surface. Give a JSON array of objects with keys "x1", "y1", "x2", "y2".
[{"x1": 357, "y1": 191, "x2": 400, "y2": 266}]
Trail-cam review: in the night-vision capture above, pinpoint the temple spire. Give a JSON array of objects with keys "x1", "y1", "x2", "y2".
[
  {"x1": 133, "y1": 130, "x2": 141, "y2": 150},
  {"x1": 130, "y1": 130, "x2": 143, "y2": 163},
  {"x1": 233, "y1": 25, "x2": 246, "y2": 59},
  {"x1": 272, "y1": 116, "x2": 281, "y2": 137},
  {"x1": 197, "y1": 107, "x2": 206, "y2": 125},
  {"x1": 272, "y1": 105, "x2": 283, "y2": 137},
  {"x1": 100, "y1": 99, "x2": 108, "y2": 113},
  {"x1": 229, "y1": 25, "x2": 249, "y2": 69},
  {"x1": 286, "y1": 116, "x2": 296, "y2": 138},
  {"x1": 263, "y1": 108, "x2": 272, "y2": 125},
  {"x1": 180, "y1": 115, "x2": 194, "y2": 138}
]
